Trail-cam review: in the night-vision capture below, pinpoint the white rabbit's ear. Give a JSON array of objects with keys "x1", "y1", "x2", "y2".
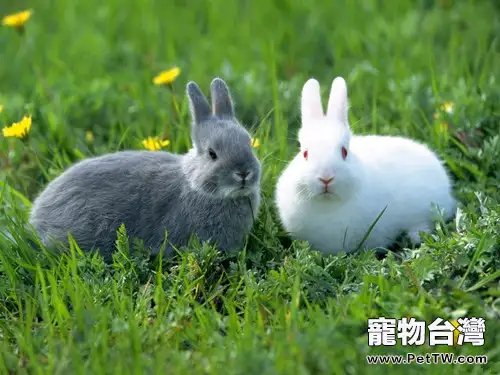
[
  {"x1": 327, "y1": 77, "x2": 349, "y2": 125},
  {"x1": 301, "y1": 78, "x2": 324, "y2": 123}
]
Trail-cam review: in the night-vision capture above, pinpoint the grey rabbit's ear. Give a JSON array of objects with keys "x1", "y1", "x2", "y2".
[
  {"x1": 186, "y1": 81, "x2": 211, "y2": 124},
  {"x1": 210, "y1": 78, "x2": 235, "y2": 118}
]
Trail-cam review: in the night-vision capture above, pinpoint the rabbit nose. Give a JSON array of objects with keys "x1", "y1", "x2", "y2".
[
  {"x1": 234, "y1": 171, "x2": 250, "y2": 181},
  {"x1": 319, "y1": 176, "x2": 334, "y2": 186}
]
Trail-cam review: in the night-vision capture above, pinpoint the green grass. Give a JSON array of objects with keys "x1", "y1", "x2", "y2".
[{"x1": 1, "y1": 0, "x2": 500, "y2": 373}]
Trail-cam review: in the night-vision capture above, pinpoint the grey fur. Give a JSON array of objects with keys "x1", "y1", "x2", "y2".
[
  {"x1": 210, "y1": 78, "x2": 235, "y2": 118},
  {"x1": 29, "y1": 78, "x2": 262, "y2": 262},
  {"x1": 187, "y1": 81, "x2": 211, "y2": 125}
]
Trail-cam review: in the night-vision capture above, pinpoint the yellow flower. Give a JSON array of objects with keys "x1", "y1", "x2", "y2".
[
  {"x1": 440, "y1": 101, "x2": 455, "y2": 114},
  {"x1": 85, "y1": 131, "x2": 94, "y2": 142},
  {"x1": 251, "y1": 137, "x2": 260, "y2": 148},
  {"x1": 2, "y1": 115, "x2": 32, "y2": 138},
  {"x1": 2, "y1": 9, "x2": 33, "y2": 28},
  {"x1": 0, "y1": 104, "x2": 3, "y2": 113},
  {"x1": 142, "y1": 136, "x2": 170, "y2": 151},
  {"x1": 153, "y1": 67, "x2": 181, "y2": 85}
]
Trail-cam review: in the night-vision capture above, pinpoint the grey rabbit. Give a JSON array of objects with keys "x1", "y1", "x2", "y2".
[{"x1": 29, "y1": 78, "x2": 262, "y2": 261}]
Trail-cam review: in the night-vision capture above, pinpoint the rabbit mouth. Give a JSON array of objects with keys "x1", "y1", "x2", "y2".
[
  {"x1": 316, "y1": 190, "x2": 333, "y2": 199},
  {"x1": 229, "y1": 185, "x2": 254, "y2": 198},
  {"x1": 237, "y1": 185, "x2": 252, "y2": 193},
  {"x1": 219, "y1": 183, "x2": 255, "y2": 198},
  {"x1": 309, "y1": 185, "x2": 336, "y2": 199},
  {"x1": 316, "y1": 190, "x2": 343, "y2": 202}
]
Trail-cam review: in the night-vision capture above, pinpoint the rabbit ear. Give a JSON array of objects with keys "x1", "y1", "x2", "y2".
[
  {"x1": 301, "y1": 78, "x2": 324, "y2": 123},
  {"x1": 186, "y1": 81, "x2": 211, "y2": 125},
  {"x1": 210, "y1": 78, "x2": 235, "y2": 118},
  {"x1": 327, "y1": 77, "x2": 349, "y2": 124}
]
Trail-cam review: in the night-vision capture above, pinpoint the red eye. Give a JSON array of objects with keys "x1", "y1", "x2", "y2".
[
  {"x1": 341, "y1": 146, "x2": 348, "y2": 160},
  {"x1": 303, "y1": 149, "x2": 308, "y2": 160}
]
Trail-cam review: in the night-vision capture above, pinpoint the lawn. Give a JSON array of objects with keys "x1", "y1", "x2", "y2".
[{"x1": 1, "y1": 0, "x2": 499, "y2": 374}]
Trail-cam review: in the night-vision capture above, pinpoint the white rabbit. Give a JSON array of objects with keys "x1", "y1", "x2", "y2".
[{"x1": 275, "y1": 77, "x2": 457, "y2": 255}]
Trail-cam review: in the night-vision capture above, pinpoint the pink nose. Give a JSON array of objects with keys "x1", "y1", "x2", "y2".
[{"x1": 319, "y1": 176, "x2": 333, "y2": 186}]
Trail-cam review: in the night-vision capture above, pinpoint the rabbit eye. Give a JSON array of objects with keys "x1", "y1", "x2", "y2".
[
  {"x1": 303, "y1": 149, "x2": 308, "y2": 160},
  {"x1": 208, "y1": 148, "x2": 217, "y2": 160},
  {"x1": 341, "y1": 146, "x2": 348, "y2": 160}
]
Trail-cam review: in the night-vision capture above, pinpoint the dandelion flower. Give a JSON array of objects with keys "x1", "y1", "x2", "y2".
[
  {"x1": 153, "y1": 67, "x2": 181, "y2": 85},
  {"x1": 251, "y1": 137, "x2": 260, "y2": 148},
  {"x1": 440, "y1": 101, "x2": 455, "y2": 114},
  {"x1": 142, "y1": 136, "x2": 170, "y2": 151},
  {"x1": 85, "y1": 131, "x2": 94, "y2": 142},
  {"x1": 2, "y1": 9, "x2": 32, "y2": 28},
  {"x1": 2, "y1": 115, "x2": 32, "y2": 138}
]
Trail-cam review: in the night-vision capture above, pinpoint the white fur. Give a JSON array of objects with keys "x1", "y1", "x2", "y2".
[{"x1": 275, "y1": 77, "x2": 456, "y2": 255}]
